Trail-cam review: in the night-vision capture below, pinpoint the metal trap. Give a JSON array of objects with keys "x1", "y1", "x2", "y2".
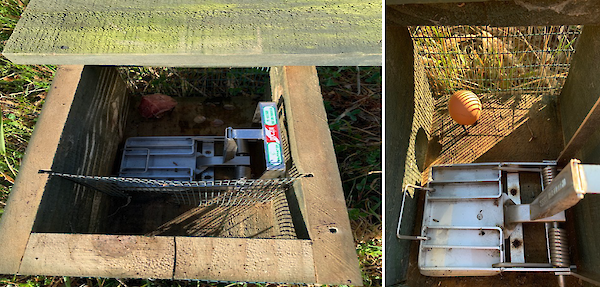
[
  {"x1": 39, "y1": 171, "x2": 304, "y2": 206},
  {"x1": 42, "y1": 102, "x2": 304, "y2": 206},
  {"x1": 398, "y1": 160, "x2": 600, "y2": 284},
  {"x1": 389, "y1": 24, "x2": 600, "y2": 286}
]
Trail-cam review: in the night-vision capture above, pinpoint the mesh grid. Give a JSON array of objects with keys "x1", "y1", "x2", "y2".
[
  {"x1": 412, "y1": 26, "x2": 580, "y2": 97},
  {"x1": 41, "y1": 171, "x2": 306, "y2": 207},
  {"x1": 411, "y1": 26, "x2": 581, "y2": 168}
]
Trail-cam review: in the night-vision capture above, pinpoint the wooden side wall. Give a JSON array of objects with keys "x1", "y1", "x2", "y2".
[
  {"x1": 270, "y1": 66, "x2": 363, "y2": 285},
  {"x1": 33, "y1": 66, "x2": 129, "y2": 234},
  {"x1": 0, "y1": 66, "x2": 85, "y2": 274},
  {"x1": 384, "y1": 25, "x2": 419, "y2": 286},
  {"x1": 558, "y1": 25, "x2": 600, "y2": 286}
]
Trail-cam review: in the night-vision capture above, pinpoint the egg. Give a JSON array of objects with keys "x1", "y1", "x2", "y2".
[{"x1": 448, "y1": 90, "x2": 482, "y2": 125}]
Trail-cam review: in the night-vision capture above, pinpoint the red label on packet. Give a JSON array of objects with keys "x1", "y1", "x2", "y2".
[{"x1": 264, "y1": 125, "x2": 280, "y2": 143}]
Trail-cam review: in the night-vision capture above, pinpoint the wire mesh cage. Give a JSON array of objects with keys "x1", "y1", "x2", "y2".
[
  {"x1": 411, "y1": 26, "x2": 582, "y2": 166},
  {"x1": 411, "y1": 26, "x2": 580, "y2": 97},
  {"x1": 39, "y1": 171, "x2": 305, "y2": 206}
]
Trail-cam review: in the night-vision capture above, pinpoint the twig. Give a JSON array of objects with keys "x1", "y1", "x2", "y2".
[
  {"x1": 107, "y1": 196, "x2": 132, "y2": 218},
  {"x1": 4, "y1": 156, "x2": 16, "y2": 178},
  {"x1": 115, "y1": 278, "x2": 128, "y2": 287},
  {"x1": 9, "y1": 88, "x2": 46, "y2": 96},
  {"x1": 526, "y1": 121, "x2": 536, "y2": 142},
  {"x1": 0, "y1": 73, "x2": 15, "y2": 81},
  {"x1": 331, "y1": 96, "x2": 372, "y2": 125},
  {"x1": 1, "y1": 171, "x2": 14, "y2": 184},
  {"x1": 356, "y1": 66, "x2": 361, "y2": 96}
]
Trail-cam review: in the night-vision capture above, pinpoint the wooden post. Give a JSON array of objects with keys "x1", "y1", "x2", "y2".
[
  {"x1": 557, "y1": 25, "x2": 600, "y2": 284},
  {"x1": 270, "y1": 66, "x2": 363, "y2": 285}
]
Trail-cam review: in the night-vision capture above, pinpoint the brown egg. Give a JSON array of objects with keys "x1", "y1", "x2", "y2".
[{"x1": 448, "y1": 90, "x2": 482, "y2": 125}]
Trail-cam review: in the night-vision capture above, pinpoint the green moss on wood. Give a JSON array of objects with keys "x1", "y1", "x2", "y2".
[{"x1": 4, "y1": 0, "x2": 381, "y2": 61}]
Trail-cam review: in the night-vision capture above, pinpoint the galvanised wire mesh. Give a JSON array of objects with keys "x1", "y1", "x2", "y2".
[
  {"x1": 411, "y1": 26, "x2": 581, "y2": 166},
  {"x1": 40, "y1": 171, "x2": 306, "y2": 207},
  {"x1": 411, "y1": 26, "x2": 581, "y2": 97}
]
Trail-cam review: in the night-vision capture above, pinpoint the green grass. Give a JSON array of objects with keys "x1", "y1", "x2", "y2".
[
  {"x1": 318, "y1": 66, "x2": 382, "y2": 286},
  {"x1": 411, "y1": 26, "x2": 580, "y2": 99},
  {"x1": 0, "y1": 0, "x2": 55, "y2": 206}
]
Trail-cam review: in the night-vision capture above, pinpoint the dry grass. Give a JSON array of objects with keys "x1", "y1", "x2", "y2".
[{"x1": 412, "y1": 26, "x2": 579, "y2": 97}]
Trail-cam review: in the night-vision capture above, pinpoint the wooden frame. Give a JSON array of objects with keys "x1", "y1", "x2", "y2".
[
  {"x1": 387, "y1": 0, "x2": 600, "y2": 27},
  {"x1": 3, "y1": 0, "x2": 381, "y2": 67},
  {"x1": 0, "y1": 66, "x2": 361, "y2": 285}
]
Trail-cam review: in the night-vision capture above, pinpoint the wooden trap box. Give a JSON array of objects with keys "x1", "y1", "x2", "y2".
[
  {"x1": 386, "y1": 1, "x2": 600, "y2": 286},
  {"x1": 0, "y1": 66, "x2": 362, "y2": 285}
]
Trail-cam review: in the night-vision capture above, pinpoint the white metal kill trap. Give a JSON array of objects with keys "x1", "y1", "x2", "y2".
[
  {"x1": 397, "y1": 160, "x2": 600, "y2": 285},
  {"x1": 40, "y1": 101, "x2": 305, "y2": 206},
  {"x1": 119, "y1": 102, "x2": 286, "y2": 181}
]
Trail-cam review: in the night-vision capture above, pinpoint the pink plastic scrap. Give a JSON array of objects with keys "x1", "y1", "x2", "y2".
[{"x1": 139, "y1": 93, "x2": 178, "y2": 118}]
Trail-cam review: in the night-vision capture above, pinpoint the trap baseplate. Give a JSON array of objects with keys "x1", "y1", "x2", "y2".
[
  {"x1": 419, "y1": 163, "x2": 506, "y2": 276},
  {"x1": 119, "y1": 102, "x2": 286, "y2": 181},
  {"x1": 413, "y1": 160, "x2": 600, "y2": 277}
]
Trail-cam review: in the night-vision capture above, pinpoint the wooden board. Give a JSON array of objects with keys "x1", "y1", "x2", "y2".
[
  {"x1": 175, "y1": 237, "x2": 314, "y2": 282},
  {"x1": 270, "y1": 66, "x2": 363, "y2": 285},
  {"x1": 3, "y1": 0, "x2": 381, "y2": 66},
  {"x1": 383, "y1": 25, "x2": 424, "y2": 286},
  {"x1": 20, "y1": 233, "x2": 174, "y2": 278},
  {"x1": 33, "y1": 66, "x2": 129, "y2": 234},
  {"x1": 557, "y1": 25, "x2": 600, "y2": 285},
  {"x1": 387, "y1": 1, "x2": 600, "y2": 27},
  {"x1": 0, "y1": 66, "x2": 84, "y2": 274},
  {"x1": 558, "y1": 25, "x2": 600, "y2": 165}
]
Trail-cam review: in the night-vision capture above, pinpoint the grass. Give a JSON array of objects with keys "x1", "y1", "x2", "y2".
[
  {"x1": 318, "y1": 66, "x2": 382, "y2": 286},
  {"x1": 411, "y1": 26, "x2": 580, "y2": 98},
  {"x1": 410, "y1": 25, "x2": 582, "y2": 170},
  {"x1": 0, "y1": 0, "x2": 54, "y2": 207},
  {"x1": 0, "y1": 1, "x2": 381, "y2": 286}
]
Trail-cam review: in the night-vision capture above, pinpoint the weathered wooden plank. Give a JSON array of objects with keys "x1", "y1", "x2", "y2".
[
  {"x1": 20, "y1": 233, "x2": 174, "y2": 278},
  {"x1": 4, "y1": 0, "x2": 381, "y2": 66},
  {"x1": 558, "y1": 26, "x2": 600, "y2": 165},
  {"x1": 387, "y1": 1, "x2": 600, "y2": 27},
  {"x1": 0, "y1": 66, "x2": 84, "y2": 274},
  {"x1": 557, "y1": 25, "x2": 600, "y2": 285},
  {"x1": 270, "y1": 66, "x2": 362, "y2": 285},
  {"x1": 175, "y1": 237, "x2": 314, "y2": 282},
  {"x1": 384, "y1": 25, "x2": 436, "y2": 285},
  {"x1": 33, "y1": 66, "x2": 129, "y2": 234},
  {"x1": 557, "y1": 96, "x2": 600, "y2": 165}
]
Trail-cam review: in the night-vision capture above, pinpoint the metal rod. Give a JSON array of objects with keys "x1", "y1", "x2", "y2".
[{"x1": 396, "y1": 184, "x2": 432, "y2": 241}]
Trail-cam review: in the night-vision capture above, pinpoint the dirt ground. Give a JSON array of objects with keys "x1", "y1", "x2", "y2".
[{"x1": 403, "y1": 94, "x2": 583, "y2": 287}]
